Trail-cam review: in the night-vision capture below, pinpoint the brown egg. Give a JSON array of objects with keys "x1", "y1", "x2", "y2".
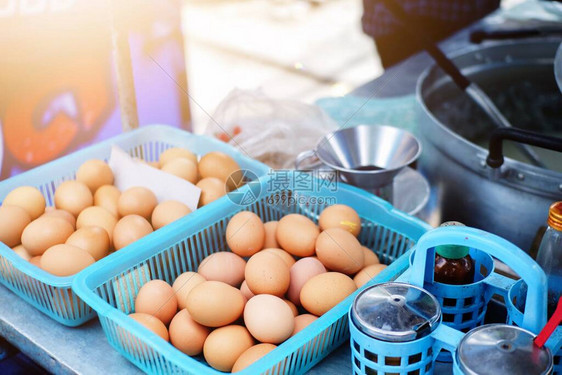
[
  {"x1": 232, "y1": 344, "x2": 277, "y2": 373},
  {"x1": 2, "y1": 186, "x2": 45, "y2": 220},
  {"x1": 42, "y1": 209, "x2": 76, "y2": 229},
  {"x1": 300, "y1": 272, "x2": 357, "y2": 316},
  {"x1": 244, "y1": 295, "x2": 294, "y2": 344},
  {"x1": 54, "y1": 180, "x2": 93, "y2": 217},
  {"x1": 315, "y1": 228, "x2": 364, "y2": 275},
  {"x1": 169, "y1": 309, "x2": 210, "y2": 356},
  {"x1": 94, "y1": 185, "x2": 121, "y2": 217},
  {"x1": 21, "y1": 217, "x2": 74, "y2": 256},
  {"x1": 117, "y1": 187, "x2": 157, "y2": 220},
  {"x1": 263, "y1": 221, "x2": 279, "y2": 249},
  {"x1": 198, "y1": 252, "x2": 246, "y2": 287},
  {"x1": 284, "y1": 299, "x2": 298, "y2": 317},
  {"x1": 196, "y1": 177, "x2": 227, "y2": 206},
  {"x1": 318, "y1": 204, "x2": 361, "y2": 236},
  {"x1": 292, "y1": 314, "x2": 318, "y2": 336},
  {"x1": 65, "y1": 226, "x2": 110, "y2": 261},
  {"x1": 29, "y1": 256, "x2": 42, "y2": 268},
  {"x1": 203, "y1": 325, "x2": 254, "y2": 372},
  {"x1": 112, "y1": 215, "x2": 153, "y2": 250},
  {"x1": 173, "y1": 272, "x2": 206, "y2": 310},
  {"x1": 151, "y1": 200, "x2": 191, "y2": 230},
  {"x1": 12, "y1": 245, "x2": 31, "y2": 261},
  {"x1": 362, "y1": 246, "x2": 380, "y2": 266},
  {"x1": 40, "y1": 244, "x2": 95, "y2": 276},
  {"x1": 135, "y1": 280, "x2": 178, "y2": 325},
  {"x1": 76, "y1": 159, "x2": 114, "y2": 193},
  {"x1": 186, "y1": 281, "x2": 245, "y2": 327},
  {"x1": 226, "y1": 211, "x2": 265, "y2": 257},
  {"x1": 76, "y1": 206, "x2": 118, "y2": 243},
  {"x1": 276, "y1": 214, "x2": 319, "y2": 257},
  {"x1": 129, "y1": 313, "x2": 169, "y2": 341},
  {"x1": 198, "y1": 152, "x2": 242, "y2": 190},
  {"x1": 158, "y1": 147, "x2": 198, "y2": 167},
  {"x1": 287, "y1": 257, "x2": 327, "y2": 306},
  {"x1": 245, "y1": 251, "x2": 290, "y2": 297},
  {"x1": 261, "y1": 248, "x2": 296, "y2": 268},
  {"x1": 161, "y1": 158, "x2": 198, "y2": 184},
  {"x1": 353, "y1": 264, "x2": 388, "y2": 288},
  {"x1": 0, "y1": 205, "x2": 30, "y2": 247},
  {"x1": 114, "y1": 265, "x2": 151, "y2": 312},
  {"x1": 240, "y1": 280, "x2": 255, "y2": 301}
]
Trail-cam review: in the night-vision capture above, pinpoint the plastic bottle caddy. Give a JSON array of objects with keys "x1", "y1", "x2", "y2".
[{"x1": 349, "y1": 225, "x2": 562, "y2": 375}]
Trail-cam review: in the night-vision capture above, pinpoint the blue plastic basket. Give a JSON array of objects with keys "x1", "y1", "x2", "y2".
[
  {"x1": 0, "y1": 125, "x2": 269, "y2": 327},
  {"x1": 71, "y1": 171, "x2": 430, "y2": 375},
  {"x1": 349, "y1": 226, "x2": 549, "y2": 375}
]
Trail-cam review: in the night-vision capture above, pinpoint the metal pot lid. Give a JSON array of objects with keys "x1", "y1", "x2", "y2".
[
  {"x1": 350, "y1": 282, "x2": 441, "y2": 342},
  {"x1": 457, "y1": 324, "x2": 553, "y2": 375}
]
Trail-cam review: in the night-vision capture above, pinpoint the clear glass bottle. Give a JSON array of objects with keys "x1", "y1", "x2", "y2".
[{"x1": 536, "y1": 201, "x2": 562, "y2": 316}]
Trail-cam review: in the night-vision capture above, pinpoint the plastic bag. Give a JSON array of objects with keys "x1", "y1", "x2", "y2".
[{"x1": 204, "y1": 89, "x2": 338, "y2": 169}]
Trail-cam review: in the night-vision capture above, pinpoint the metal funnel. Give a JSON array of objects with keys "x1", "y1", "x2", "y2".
[{"x1": 316, "y1": 125, "x2": 422, "y2": 192}]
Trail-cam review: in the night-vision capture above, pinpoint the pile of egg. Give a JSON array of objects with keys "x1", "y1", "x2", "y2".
[{"x1": 127, "y1": 205, "x2": 386, "y2": 372}]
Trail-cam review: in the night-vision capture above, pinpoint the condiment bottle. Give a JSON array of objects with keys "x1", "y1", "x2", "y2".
[
  {"x1": 456, "y1": 324, "x2": 552, "y2": 375},
  {"x1": 434, "y1": 221, "x2": 475, "y2": 285},
  {"x1": 535, "y1": 201, "x2": 562, "y2": 316}
]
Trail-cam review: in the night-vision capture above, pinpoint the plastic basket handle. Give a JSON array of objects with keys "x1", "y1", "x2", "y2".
[
  {"x1": 410, "y1": 226, "x2": 547, "y2": 333},
  {"x1": 431, "y1": 323, "x2": 464, "y2": 358}
]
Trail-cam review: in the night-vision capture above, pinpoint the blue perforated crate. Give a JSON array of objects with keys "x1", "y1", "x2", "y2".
[
  {"x1": 71, "y1": 171, "x2": 430, "y2": 375},
  {"x1": 0, "y1": 125, "x2": 269, "y2": 327}
]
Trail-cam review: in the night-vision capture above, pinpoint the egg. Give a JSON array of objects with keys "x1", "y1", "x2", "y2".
[
  {"x1": 244, "y1": 295, "x2": 294, "y2": 344},
  {"x1": 113, "y1": 215, "x2": 153, "y2": 251},
  {"x1": 198, "y1": 252, "x2": 246, "y2": 287},
  {"x1": 12, "y1": 245, "x2": 31, "y2": 261},
  {"x1": 292, "y1": 314, "x2": 318, "y2": 336},
  {"x1": 29, "y1": 256, "x2": 42, "y2": 268},
  {"x1": 54, "y1": 180, "x2": 93, "y2": 217},
  {"x1": 232, "y1": 343, "x2": 277, "y2": 373},
  {"x1": 226, "y1": 211, "x2": 265, "y2": 257},
  {"x1": 129, "y1": 313, "x2": 169, "y2": 341},
  {"x1": 300, "y1": 272, "x2": 357, "y2": 316},
  {"x1": 169, "y1": 309, "x2": 210, "y2": 356},
  {"x1": 353, "y1": 264, "x2": 388, "y2": 288},
  {"x1": 284, "y1": 299, "x2": 298, "y2": 317},
  {"x1": 315, "y1": 228, "x2": 364, "y2": 275},
  {"x1": 94, "y1": 185, "x2": 121, "y2": 217},
  {"x1": 362, "y1": 246, "x2": 380, "y2": 266},
  {"x1": 318, "y1": 204, "x2": 361, "y2": 236},
  {"x1": 276, "y1": 214, "x2": 319, "y2": 257},
  {"x1": 135, "y1": 280, "x2": 178, "y2": 325},
  {"x1": 42, "y1": 208, "x2": 76, "y2": 229},
  {"x1": 158, "y1": 147, "x2": 198, "y2": 167},
  {"x1": 287, "y1": 257, "x2": 327, "y2": 306},
  {"x1": 76, "y1": 206, "x2": 118, "y2": 243},
  {"x1": 186, "y1": 281, "x2": 245, "y2": 327},
  {"x1": 113, "y1": 265, "x2": 151, "y2": 312},
  {"x1": 65, "y1": 226, "x2": 110, "y2": 261},
  {"x1": 263, "y1": 221, "x2": 279, "y2": 249},
  {"x1": 261, "y1": 248, "x2": 295, "y2": 268},
  {"x1": 196, "y1": 177, "x2": 227, "y2": 206},
  {"x1": 40, "y1": 244, "x2": 95, "y2": 276},
  {"x1": 0, "y1": 205, "x2": 31, "y2": 247},
  {"x1": 151, "y1": 200, "x2": 191, "y2": 230},
  {"x1": 161, "y1": 158, "x2": 198, "y2": 184},
  {"x1": 198, "y1": 152, "x2": 242, "y2": 190},
  {"x1": 76, "y1": 159, "x2": 114, "y2": 193},
  {"x1": 21, "y1": 217, "x2": 74, "y2": 256},
  {"x1": 117, "y1": 187, "x2": 157, "y2": 220},
  {"x1": 2, "y1": 186, "x2": 45, "y2": 220},
  {"x1": 240, "y1": 280, "x2": 255, "y2": 301},
  {"x1": 245, "y1": 251, "x2": 290, "y2": 297},
  {"x1": 172, "y1": 271, "x2": 206, "y2": 310},
  {"x1": 203, "y1": 325, "x2": 254, "y2": 372}
]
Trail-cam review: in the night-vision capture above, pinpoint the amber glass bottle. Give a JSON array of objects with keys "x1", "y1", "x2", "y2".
[{"x1": 434, "y1": 222, "x2": 475, "y2": 285}]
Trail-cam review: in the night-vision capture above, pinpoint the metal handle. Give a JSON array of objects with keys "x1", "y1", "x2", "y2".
[
  {"x1": 295, "y1": 150, "x2": 322, "y2": 170},
  {"x1": 486, "y1": 127, "x2": 562, "y2": 169},
  {"x1": 410, "y1": 226, "x2": 547, "y2": 333}
]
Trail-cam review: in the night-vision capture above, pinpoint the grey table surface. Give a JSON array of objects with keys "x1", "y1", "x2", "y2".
[{"x1": 0, "y1": 7, "x2": 547, "y2": 375}]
